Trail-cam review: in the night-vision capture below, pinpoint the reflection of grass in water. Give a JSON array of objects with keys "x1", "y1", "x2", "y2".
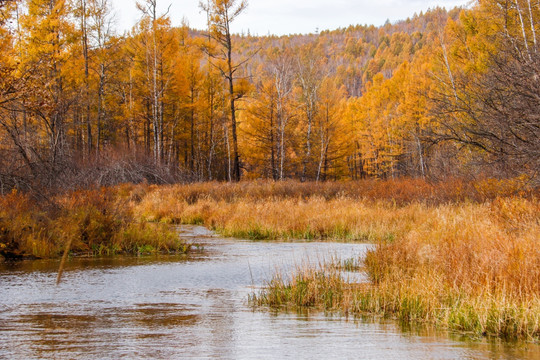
[{"x1": 331, "y1": 256, "x2": 364, "y2": 272}]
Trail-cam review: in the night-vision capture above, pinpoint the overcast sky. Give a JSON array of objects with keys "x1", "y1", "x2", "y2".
[{"x1": 112, "y1": 0, "x2": 470, "y2": 36}]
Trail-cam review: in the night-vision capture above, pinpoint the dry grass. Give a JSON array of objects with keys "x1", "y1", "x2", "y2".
[
  {"x1": 2, "y1": 178, "x2": 538, "y2": 341},
  {"x1": 249, "y1": 264, "x2": 348, "y2": 310},
  {"x1": 131, "y1": 178, "x2": 537, "y2": 242},
  {"x1": 0, "y1": 188, "x2": 189, "y2": 259},
  {"x1": 131, "y1": 176, "x2": 535, "y2": 209},
  {"x1": 249, "y1": 195, "x2": 540, "y2": 341},
  {"x1": 127, "y1": 179, "x2": 539, "y2": 341}
]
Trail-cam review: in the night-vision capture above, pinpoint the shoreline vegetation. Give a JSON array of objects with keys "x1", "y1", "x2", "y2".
[
  {"x1": 0, "y1": 187, "x2": 191, "y2": 260},
  {"x1": 1, "y1": 178, "x2": 539, "y2": 341},
  {"x1": 135, "y1": 178, "x2": 539, "y2": 342}
]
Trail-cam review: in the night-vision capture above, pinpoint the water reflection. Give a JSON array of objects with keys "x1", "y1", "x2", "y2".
[{"x1": 0, "y1": 226, "x2": 538, "y2": 359}]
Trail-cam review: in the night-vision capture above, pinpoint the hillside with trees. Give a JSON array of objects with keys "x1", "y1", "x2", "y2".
[{"x1": 0, "y1": 0, "x2": 538, "y2": 193}]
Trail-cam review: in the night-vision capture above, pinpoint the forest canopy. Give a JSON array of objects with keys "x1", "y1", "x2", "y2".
[{"x1": 0, "y1": 0, "x2": 538, "y2": 193}]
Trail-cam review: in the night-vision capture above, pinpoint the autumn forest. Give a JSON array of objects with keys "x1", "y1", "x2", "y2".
[{"x1": 0, "y1": 0, "x2": 538, "y2": 193}]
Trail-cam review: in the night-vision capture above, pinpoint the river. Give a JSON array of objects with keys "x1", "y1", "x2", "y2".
[{"x1": 0, "y1": 226, "x2": 537, "y2": 359}]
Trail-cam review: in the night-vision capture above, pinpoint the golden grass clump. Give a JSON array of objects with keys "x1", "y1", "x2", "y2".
[
  {"x1": 0, "y1": 188, "x2": 189, "y2": 259},
  {"x1": 250, "y1": 264, "x2": 348, "y2": 311},
  {"x1": 0, "y1": 191, "x2": 53, "y2": 259},
  {"x1": 248, "y1": 194, "x2": 540, "y2": 342}
]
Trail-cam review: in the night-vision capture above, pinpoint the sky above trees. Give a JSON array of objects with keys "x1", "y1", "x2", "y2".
[{"x1": 112, "y1": 0, "x2": 469, "y2": 35}]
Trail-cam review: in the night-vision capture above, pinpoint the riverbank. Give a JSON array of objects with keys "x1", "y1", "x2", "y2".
[
  {"x1": 1, "y1": 179, "x2": 538, "y2": 342},
  {"x1": 0, "y1": 188, "x2": 190, "y2": 260},
  {"x1": 244, "y1": 196, "x2": 540, "y2": 342},
  {"x1": 127, "y1": 179, "x2": 538, "y2": 342}
]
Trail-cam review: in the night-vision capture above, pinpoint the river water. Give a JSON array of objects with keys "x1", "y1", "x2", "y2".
[{"x1": 0, "y1": 226, "x2": 537, "y2": 359}]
